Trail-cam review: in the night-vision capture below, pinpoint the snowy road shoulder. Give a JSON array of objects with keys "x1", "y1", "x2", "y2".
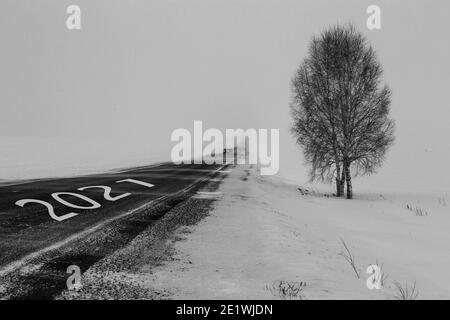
[{"x1": 144, "y1": 165, "x2": 450, "y2": 299}]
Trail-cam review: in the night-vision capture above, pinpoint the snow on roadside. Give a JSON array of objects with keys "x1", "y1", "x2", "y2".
[{"x1": 147, "y1": 164, "x2": 439, "y2": 299}]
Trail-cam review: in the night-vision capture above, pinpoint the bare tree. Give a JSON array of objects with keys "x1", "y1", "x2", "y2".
[{"x1": 290, "y1": 24, "x2": 395, "y2": 199}]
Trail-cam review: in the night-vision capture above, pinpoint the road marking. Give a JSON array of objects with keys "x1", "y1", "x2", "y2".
[
  {"x1": 193, "y1": 191, "x2": 223, "y2": 199},
  {"x1": 78, "y1": 185, "x2": 131, "y2": 202},
  {"x1": 196, "y1": 191, "x2": 222, "y2": 195},
  {"x1": 116, "y1": 179, "x2": 155, "y2": 188},
  {"x1": 204, "y1": 178, "x2": 223, "y2": 182}
]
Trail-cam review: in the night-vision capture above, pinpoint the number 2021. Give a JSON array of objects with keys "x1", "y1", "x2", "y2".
[{"x1": 15, "y1": 179, "x2": 154, "y2": 222}]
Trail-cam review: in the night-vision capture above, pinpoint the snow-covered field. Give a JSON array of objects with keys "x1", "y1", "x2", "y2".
[{"x1": 148, "y1": 162, "x2": 450, "y2": 299}]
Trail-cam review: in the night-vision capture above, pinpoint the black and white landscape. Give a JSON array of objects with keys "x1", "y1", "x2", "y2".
[{"x1": 1, "y1": 0, "x2": 450, "y2": 301}]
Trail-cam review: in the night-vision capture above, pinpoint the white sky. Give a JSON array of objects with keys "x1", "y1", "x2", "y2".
[{"x1": 1, "y1": 0, "x2": 449, "y2": 189}]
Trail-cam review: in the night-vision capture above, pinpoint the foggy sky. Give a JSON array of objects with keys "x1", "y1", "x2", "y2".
[{"x1": 1, "y1": 0, "x2": 449, "y2": 188}]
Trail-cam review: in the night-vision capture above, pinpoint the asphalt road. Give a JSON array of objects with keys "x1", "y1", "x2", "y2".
[{"x1": 0, "y1": 162, "x2": 224, "y2": 271}]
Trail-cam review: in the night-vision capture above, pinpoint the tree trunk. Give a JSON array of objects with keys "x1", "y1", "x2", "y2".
[
  {"x1": 335, "y1": 178, "x2": 341, "y2": 197},
  {"x1": 335, "y1": 164, "x2": 342, "y2": 197},
  {"x1": 344, "y1": 162, "x2": 352, "y2": 199},
  {"x1": 340, "y1": 167, "x2": 346, "y2": 196}
]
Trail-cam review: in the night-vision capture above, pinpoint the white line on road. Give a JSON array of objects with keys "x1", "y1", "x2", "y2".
[{"x1": 193, "y1": 191, "x2": 223, "y2": 199}]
